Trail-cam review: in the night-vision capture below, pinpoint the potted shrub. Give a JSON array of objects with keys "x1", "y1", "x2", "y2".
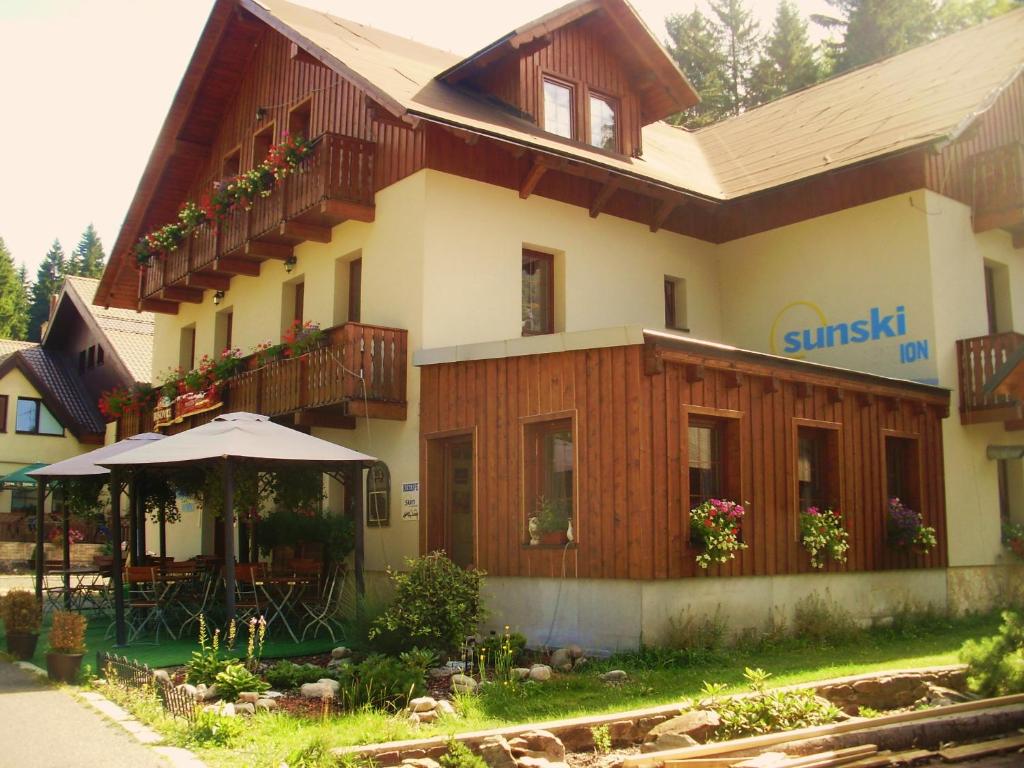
[
  {"x1": 799, "y1": 506, "x2": 850, "y2": 569},
  {"x1": 46, "y1": 611, "x2": 87, "y2": 683},
  {"x1": 533, "y1": 497, "x2": 569, "y2": 545},
  {"x1": 886, "y1": 498, "x2": 936, "y2": 554},
  {"x1": 1, "y1": 590, "x2": 42, "y2": 661},
  {"x1": 689, "y1": 498, "x2": 747, "y2": 568}
]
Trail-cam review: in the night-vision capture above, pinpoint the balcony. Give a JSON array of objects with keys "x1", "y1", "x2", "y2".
[
  {"x1": 956, "y1": 331, "x2": 1024, "y2": 425},
  {"x1": 138, "y1": 133, "x2": 375, "y2": 312},
  {"x1": 971, "y1": 142, "x2": 1024, "y2": 247},
  {"x1": 118, "y1": 322, "x2": 407, "y2": 438}
]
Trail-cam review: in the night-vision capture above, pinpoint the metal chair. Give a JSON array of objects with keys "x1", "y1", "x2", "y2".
[
  {"x1": 125, "y1": 566, "x2": 165, "y2": 643},
  {"x1": 300, "y1": 562, "x2": 347, "y2": 642},
  {"x1": 233, "y1": 563, "x2": 263, "y2": 624}
]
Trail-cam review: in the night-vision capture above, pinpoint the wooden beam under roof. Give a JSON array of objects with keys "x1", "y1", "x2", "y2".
[
  {"x1": 650, "y1": 196, "x2": 677, "y2": 232},
  {"x1": 139, "y1": 298, "x2": 179, "y2": 315},
  {"x1": 186, "y1": 272, "x2": 231, "y2": 291},
  {"x1": 215, "y1": 257, "x2": 261, "y2": 277},
  {"x1": 244, "y1": 241, "x2": 293, "y2": 260},
  {"x1": 280, "y1": 221, "x2": 331, "y2": 243},
  {"x1": 520, "y1": 155, "x2": 553, "y2": 199},
  {"x1": 162, "y1": 286, "x2": 204, "y2": 304},
  {"x1": 589, "y1": 177, "x2": 622, "y2": 218}
]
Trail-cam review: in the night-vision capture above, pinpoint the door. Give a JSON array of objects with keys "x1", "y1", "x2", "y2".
[{"x1": 444, "y1": 438, "x2": 474, "y2": 568}]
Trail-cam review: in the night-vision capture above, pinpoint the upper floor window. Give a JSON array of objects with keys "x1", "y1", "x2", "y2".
[
  {"x1": 96, "y1": 345, "x2": 104, "y2": 366},
  {"x1": 87, "y1": 345, "x2": 96, "y2": 370},
  {"x1": 348, "y1": 258, "x2": 362, "y2": 323},
  {"x1": 543, "y1": 78, "x2": 574, "y2": 139},
  {"x1": 665, "y1": 276, "x2": 688, "y2": 331},
  {"x1": 15, "y1": 398, "x2": 63, "y2": 436},
  {"x1": 288, "y1": 99, "x2": 312, "y2": 139},
  {"x1": 0, "y1": 394, "x2": 7, "y2": 432},
  {"x1": 522, "y1": 249, "x2": 554, "y2": 336},
  {"x1": 222, "y1": 146, "x2": 241, "y2": 179},
  {"x1": 588, "y1": 93, "x2": 618, "y2": 151},
  {"x1": 179, "y1": 326, "x2": 196, "y2": 371}
]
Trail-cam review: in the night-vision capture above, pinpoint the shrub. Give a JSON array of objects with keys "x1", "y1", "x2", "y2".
[
  {"x1": 264, "y1": 660, "x2": 327, "y2": 690},
  {"x1": 480, "y1": 630, "x2": 527, "y2": 668},
  {"x1": 960, "y1": 610, "x2": 1024, "y2": 696},
  {"x1": 48, "y1": 611, "x2": 87, "y2": 654},
  {"x1": 214, "y1": 662, "x2": 269, "y2": 701},
  {"x1": 185, "y1": 615, "x2": 234, "y2": 685},
  {"x1": 0, "y1": 590, "x2": 41, "y2": 634},
  {"x1": 664, "y1": 607, "x2": 729, "y2": 656},
  {"x1": 591, "y1": 724, "x2": 612, "y2": 753},
  {"x1": 336, "y1": 653, "x2": 427, "y2": 710},
  {"x1": 439, "y1": 738, "x2": 488, "y2": 768},
  {"x1": 287, "y1": 738, "x2": 337, "y2": 768},
  {"x1": 791, "y1": 593, "x2": 861, "y2": 647},
  {"x1": 185, "y1": 709, "x2": 244, "y2": 747},
  {"x1": 369, "y1": 552, "x2": 486, "y2": 655},
  {"x1": 701, "y1": 667, "x2": 841, "y2": 739}
]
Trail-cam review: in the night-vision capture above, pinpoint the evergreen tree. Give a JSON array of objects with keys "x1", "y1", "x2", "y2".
[
  {"x1": 71, "y1": 223, "x2": 106, "y2": 278},
  {"x1": 936, "y1": 0, "x2": 1021, "y2": 33},
  {"x1": 665, "y1": 9, "x2": 730, "y2": 127},
  {"x1": 813, "y1": 0, "x2": 937, "y2": 73},
  {"x1": 13, "y1": 264, "x2": 31, "y2": 340},
  {"x1": 750, "y1": 0, "x2": 821, "y2": 105},
  {"x1": 708, "y1": 0, "x2": 761, "y2": 115},
  {"x1": 0, "y1": 237, "x2": 30, "y2": 340},
  {"x1": 28, "y1": 239, "x2": 66, "y2": 341}
]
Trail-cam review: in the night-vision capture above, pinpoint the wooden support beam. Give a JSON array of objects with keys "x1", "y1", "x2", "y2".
[
  {"x1": 346, "y1": 400, "x2": 408, "y2": 421},
  {"x1": 186, "y1": 272, "x2": 231, "y2": 291},
  {"x1": 139, "y1": 298, "x2": 179, "y2": 315},
  {"x1": 685, "y1": 363, "x2": 705, "y2": 383},
  {"x1": 320, "y1": 199, "x2": 375, "y2": 223},
  {"x1": 520, "y1": 156, "x2": 549, "y2": 199},
  {"x1": 589, "y1": 177, "x2": 622, "y2": 218},
  {"x1": 280, "y1": 220, "x2": 331, "y2": 243},
  {"x1": 723, "y1": 371, "x2": 742, "y2": 388},
  {"x1": 961, "y1": 404, "x2": 1023, "y2": 424},
  {"x1": 161, "y1": 286, "x2": 203, "y2": 304},
  {"x1": 795, "y1": 381, "x2": 812, "y2": 399},
  {"x1": 293, "y1": 409, "x2": 356, "y2": 430},
  {"x1": 244, "y1": 241, "x2": 293, "y2": 260},
  {"x1": 644, "y1": 345, "x2": 664, "y2": 376},
  {"x1": 763, "y1": 376, "x2": 780, "y2": 394},
  {"x1": 650, "y1": 196, "x2": 677, "y2": 233},
  {"x1": 215, "y1": 257, "x2": 261, "y2": 277}
]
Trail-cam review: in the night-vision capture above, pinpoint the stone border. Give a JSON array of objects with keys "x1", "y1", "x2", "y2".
[{"x1": 333, "y1": 664, "x2": 968, "y2": 763}]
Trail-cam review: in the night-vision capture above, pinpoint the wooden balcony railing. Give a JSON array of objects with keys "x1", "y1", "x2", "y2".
[
  {"x1": 139, "y1": 133, "x2": 375, "y2": 306},
  {"x1": 118, "y1": 322, "x2": 407, "y2": 438},
  {"x1": 956, "y1": 331, "x2": 1024, "y2": 424},
  {"x1": 972, "y1": 142, "x2": 1024, "y2": 235}
]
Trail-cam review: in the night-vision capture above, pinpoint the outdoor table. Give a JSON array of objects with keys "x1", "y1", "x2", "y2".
[
  {"x1": 255, "y1": 575, "x2": 316, "y2": 642},
  {"x1": 48, "y1": 567, "x2": 106, "y2": 612},
  {"x1": 145, "y1": 572, "x2": 194, "y2": 640}
]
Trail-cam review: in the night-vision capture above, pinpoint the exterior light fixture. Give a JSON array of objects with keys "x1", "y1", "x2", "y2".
[
  {"x1": 255, "y1": 106, "x2": 268, "y2": 122},
  {"x1": 213, "y1": 290, "x2": 225, "y2": 306},
  {"x1": 284, "y1": 255, "x2": 297, "y2": 273}
]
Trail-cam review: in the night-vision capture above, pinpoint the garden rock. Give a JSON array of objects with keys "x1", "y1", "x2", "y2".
[
  {"x1": 517, "y1": 758, "x2": 570, "y2": 768},
  {"x1": 528, "y1": 664, "x2": 552, "y2": 682},
  {"x1": 203, "y1": 702, "x2": 235, "y2": 717},
  {"x1": 925, "y1": 684, "x2": 971, "y2": 704},
  {"x1": 451, "y1": 673, "x2": 478, "y2": 694},
  {"x1": 199, "y1": 684, "x2": 220, "y2": 702},
  {"x1": 152, "y1": 669, "x2": 171, "y2": 685},
  {"x1": 508, "y1": 730, "x2": 566, "y2": 762},
  {"x1": 263, "y1": 690, "x2": 283, "y2": 698},
  {"x1": 331, "y1": 646, "x2": 352, "y2": 659},
  {"x1": 301, "y1": 682, "x2": 333, "y2": 699},
  {"x1": 429, "y1": 666, "x2": 454, "y2": 680},
  {"x1": 600, "y1": 670, "x2": 628, "y2": 684},
  {"x1": 255, "y1": 698, "x2": 277, "y2": 712},
  {"x1": 237, "y1": 691, "x2": 261, "y2": 704},
  {"x1": 409, "y1": 696, "x2": 437, "y2": 713},
  {"x1": 327, "y1": 658, "x2": 352, "y2": 670},
  {"x1": 646, "y1": 710, "x2": 720, "y2": 744},
  {"x1": 234, "y1": 702, "x2": 256, "y2": 716},
  {"x1": 512, "y1": 667, "x2": 531, "y2": 681},
  {"x1": 401, "y1": 759, "x2": 441, "y2": 768},
  {"x1": 176, "y1": 683, "x2": 198, "y2": 701},
  {"x1": 417, "y1": 709, "x2": 439, "y2": 724},
  {"x1": 478, "y1": 735, "x2": 517, "y2": 768},
  {"x1": 641, "y1": 734, "x2": 698, "y2": 753},
  {"x1": 567, "y1": 644, "x2": 584, "y2": 659},
  {"x1": 436, "y1": 699, "x2": 457, "y2": 717},
  {"x1": 317, "y1": 678, "x2": 341, "y2": 696},
  {"x1": 550, "y1": 648, "x2": 574, "y2": 672}
]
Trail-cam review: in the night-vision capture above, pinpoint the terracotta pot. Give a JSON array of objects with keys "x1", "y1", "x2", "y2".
[
  {"x1": 540, "y1": 530, "x2": 568, "y2": 546},
  {"x1": 6, "y1": 632, "x2": 39, "y2": 661},
  {"x1": 46, "y1": 652, "x2": 84, "y2": 684}
]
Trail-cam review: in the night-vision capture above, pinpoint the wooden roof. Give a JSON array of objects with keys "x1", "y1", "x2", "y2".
[{"x1": 96, "y1": 0, "x2": 1024, "y2": 308}]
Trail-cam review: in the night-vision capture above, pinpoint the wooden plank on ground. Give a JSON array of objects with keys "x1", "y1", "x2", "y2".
[
  {"x1": 728, "y1": 745, "x2": 878, "y2": 768},
  {"x1": 938, "y1": 734, "x2": 1024, "y2": 762}
]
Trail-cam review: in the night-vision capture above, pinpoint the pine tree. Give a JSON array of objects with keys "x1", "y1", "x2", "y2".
[
  {"x1": 708, "y1": 0, "x2": 761, "y2": 116},
  {"x1": 665, "y1": 9, "x2": 731, "y2": 127},
  {"x1": 0, "y1": 237, "x2": 30, "y2": 340},
  {"x1": 29, "y1": 239, "x2": 66, "y2": 341},
  {"x1": 13, "y1": 264, "x2": 31, "y2": 340},
  {"x1": 70, "y1": 223, "x2": 106, "y2": 278},
  {"x1": 813, "y1": 0, "x2": 937, "y2": 73},
  {"x1": 936, "y1": 0, "x2": 1021, "y2": 33},
  {"x1": 750, "y1": 0, "x2": 821, "y2": 105}
]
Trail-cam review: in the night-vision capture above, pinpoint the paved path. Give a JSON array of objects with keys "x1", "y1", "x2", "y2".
[{"x1": 0, "y1": 662, "x2": 169, "y2": 767}]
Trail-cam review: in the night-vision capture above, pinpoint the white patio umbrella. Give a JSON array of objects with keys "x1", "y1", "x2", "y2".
[
  {"x1": 99, "y1": 412, "x2": 376, "y2": 621},
  {"x1": 27, "y1": 432, "x2": 165, "y2": 646}
]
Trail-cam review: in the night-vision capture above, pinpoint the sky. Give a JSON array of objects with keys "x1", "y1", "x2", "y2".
[{"x1": 0, "y1": 0, "x2": 833, "y2": 279}]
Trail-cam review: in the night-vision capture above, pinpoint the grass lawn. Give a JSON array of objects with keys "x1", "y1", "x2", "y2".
[{"x1": 90, "y1": 610, "x2": 1001, "y2": 768}]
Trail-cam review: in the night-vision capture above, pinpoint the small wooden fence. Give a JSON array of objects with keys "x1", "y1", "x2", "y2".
[{"x1": 97, "y1": 652, "x2": 196, "y2": 721}]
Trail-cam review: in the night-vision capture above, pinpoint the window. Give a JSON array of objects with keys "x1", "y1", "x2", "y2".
[
  {"x1": 252, "y1": 124, "x2": 274, "y2": 167},
  {"x1": 87, "y1": 345, "x2": 96, "y2": 369},
  {"x1": 215, "y1": 309, "x2": 233, "y2": 352},
  {"x1": 78, "y1": 350, "x2": 86, "y2": 374},
  {"x1": 179, "y1": 326, "x2": 196, "y2": 370},
  {"x1": 294, "y1": 282, "x2": 304, "y2": 325},
  {"x1": 797, "y1": 426, "x2": 839, "y2": 512},
  {"x1": 524, "y1": 417, "x2": 574, "y2": 535},
  {"x1": 10, "y1": 488, "x2": 35, "y2": 515},
  {"x1": 222, "y1": 146, "x2": 241, "y2": 179},
  {"x1": 0, "y1": 394, "x2": 7, "y2": 432},
  {"x1": 96, "y1": 346, "x2": 104, "y2": 366},
  {"x1": 15, "y1": 398, "x2": 63, "y2": 436},
  {"x1": 522, "y1": 249, "x2": 554, "y2": 336},
  {"x1": 288, "y1": 99, "x2": 312, "y2": 139},
  {"x1": 984, "y1": 261, "x2": 1012, "y2": 334},
  {"x1": 348, "y1": 258, "x2": 362, "y2": 323},
  {"x1": 588, "y1": 93, "x2": 618, "y2": 151},
  {"x1": 665, "y1": 276, "x2": 687, "y2": 331},
  {"x1": 688, "y1": 420, "x2": 724, "y2": 507},
  {"x1": 543, "y1": 78, "x2": 574, "y2": 139},
  {"x1": 885, "y1": 435, "x2": 920, "y2": 511}
]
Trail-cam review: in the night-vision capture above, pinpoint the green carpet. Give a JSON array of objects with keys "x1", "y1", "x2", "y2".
[{"x1": 1, "y1": 614, "x2": 340, "y2": 670}]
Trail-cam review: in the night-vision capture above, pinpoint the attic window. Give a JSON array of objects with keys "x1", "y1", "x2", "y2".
[
  {"x1": 222, "y1": 147, "x2": 241, "y2": 179},
  {"x1": 589, "y1": 93, "x2": 618, "y2": 151},
  {"x1": 288, "y1": 99, "x2": 312, "y2": 139},
  {"x1": 543, "y1": 78, "x2": 574, "y2": 139}
]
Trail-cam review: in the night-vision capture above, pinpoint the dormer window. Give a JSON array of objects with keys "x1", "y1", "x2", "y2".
[
  {"x1": 589, "y1": 93, "x2": 618, "y2": 151},
  {"x1": 543, "y1": 78, "x2": 574, "y2": 139}
]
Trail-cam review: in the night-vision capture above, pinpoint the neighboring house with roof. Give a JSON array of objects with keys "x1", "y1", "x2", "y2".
[
  {"x1": 0, "y1": 277, "x2": 153, "y2": 548},
  {"x1": 97, "y1": 0, "x2": 1024, "y2": 647}
]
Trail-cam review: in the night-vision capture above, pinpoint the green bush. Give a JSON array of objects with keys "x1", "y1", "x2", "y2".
[
  {"x1": 960, "y1": 610, "x2": 1024, "y2": 696},
  {"x1": 286, "y1": 738, "x2": 337, "y2": 768},
  {"x1": 264, "y1": 660, "x2": 330, "y2": 690},
  {"x1": 185, "y1": 616, "x2": 234, "y2": 685},
  {"x1": 336, "y1": 653, "x2": 427, "y2": 710},
  {"x1": 369, "y1": 552, "x2": 486, "y2": 655},
  {"x1": 700, "y1": 668, "x2": 841, "y2": 740},
  {"x1": 480, "y1": 631, "x2": 527, "y2": 667},
  {"x1": 439, "y1": 738, "x2": 488, "y2": 768},
  {"x1": 214, "y1": 662, "x2": 270, "y2": 701},
  {"x1": 792, "y1": 593, "x2": 861, "y2": 647},
  {"x1": 185, "y1": 709, "x2": 245, "y2": 747}
]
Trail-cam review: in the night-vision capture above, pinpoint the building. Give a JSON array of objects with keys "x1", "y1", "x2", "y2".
[
  {"x1": 0, "y1": 277, "x2": 153, "y2": 562},
  {"x1": 96, "y1": 0, "x2": 1024, "y2": 648}
]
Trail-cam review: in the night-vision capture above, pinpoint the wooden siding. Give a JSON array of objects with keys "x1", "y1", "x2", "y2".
[{"x1": 419, "y1": 345, "x2": 949, "y2": 581}]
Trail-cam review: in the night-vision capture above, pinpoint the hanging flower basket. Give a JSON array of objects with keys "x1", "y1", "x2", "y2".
[
  {"x1": 799, "y1": 506, "x2": 850, "y2": 569},
  {"x1": 886, "y1": 498, "x2": 936, "y2": 554},
  {"x1": 689, "y1": 498, "x2": 747, "y2": 569}
]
